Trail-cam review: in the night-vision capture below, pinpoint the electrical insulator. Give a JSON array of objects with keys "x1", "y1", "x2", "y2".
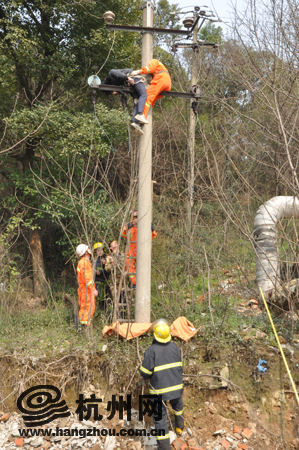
[
  {"x1": 183, "y1": 16, "x2": 194, "y2": 28},
  {"x1": 103, "y1": 11, "x2": 115, "y2": 24},
  {"x1": 171, "y1": 43, "x2": 178, "y2": 53}
]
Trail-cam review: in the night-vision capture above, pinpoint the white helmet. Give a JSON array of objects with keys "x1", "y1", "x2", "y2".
[{"x1": 76, "y1": 244, "x2": 89, "y2": 258}]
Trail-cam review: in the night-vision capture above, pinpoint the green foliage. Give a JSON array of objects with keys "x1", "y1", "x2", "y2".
[
  {"x1": 154, "y1": 0, "x2": 180, "y2": 45},
  {"x1": 0, "y1": 0, "x2": 144, "y2": 105},
  {"x1": 198, "y1": 22, "x2": 224, "y2": 45}
]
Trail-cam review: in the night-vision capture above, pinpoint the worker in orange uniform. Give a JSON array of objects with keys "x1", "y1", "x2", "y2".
[
  {"x1": 76, "y1": 244, "x2": 98, "y2": 326},
  {"x1": 122, "y1": 210, "x2": 157, "y2": 288},
  {"x1": 130, "y1": 59, "x2": 171, "y2": 123}
]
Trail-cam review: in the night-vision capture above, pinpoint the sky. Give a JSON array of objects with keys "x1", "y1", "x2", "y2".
[{"x1": 175, "y1": 0, "x2": 247, "y2": 34}]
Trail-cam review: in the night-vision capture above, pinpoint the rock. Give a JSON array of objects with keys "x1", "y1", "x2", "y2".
[
  {"x1": 278, "y1": 335, "x2": 287, "y2": 344},
  {"x1": 186, "y1": 428, "x2": 192, "y2": 436},
  {"x1": 293, "y1": 438, "x2": 299, "y2": 448},
  {"x1": 15, "y1": 437, "x2": 24, "y2": 447},
  {"x1": 43, "y1": 433, "x2": 51, "y2": 441},
  {"x1": 233, "y1": 426, "x2": 242, "y2": 434},
  {"x1": 207, "y1": 403, "x2": 217, "y2": 414},
  {"x1": 41, "y1": 443, "x2": 51, "y2": 450},
  {"x1": 50, "y1": 434, "x2": 62, "y2": 443},
  {"x1": 169, "y1": 432, "x2": 177, "y2": 444},
  {"x1": 233, "y1": 433, "x2": 241, "y2": 440},
  {"x1": 237, "y1": 445, "x2": 248, "y2": 450},
  {"x1": 172, "y1": 438, "x2": 187, "y2": 450},
  {"x1": 241, "y1": 428, "x2": 252, "y2": 439},
  {"x1": 255, "y1": 331, "x2": 267, "y2": 339},
  {"x1": 187, "y1": 438, "x2": 198, "y2": 447},
  {"x1": 272, "y1": 390, "x2": 285, "y2": 407},
  {"x1": 221, "y1": 439, "x2": 230, "y2": 449},
  {"x1": 59, "y1": 417, "x2": 70, "y2": 428},
  {"x1": 93, "y1": 445, "x2": 102, "y2": 450},
  {"x1": 11, "y1": 426, "x2": 21, "y2": 437},
  {"x1": 35, "y1": 443, "x2": 50, "y2": 450},
  {"x1": 220, "y1": 366, "x2": 229, "y2": 387},
  {"x1": 247, "y1": 423, "x2": 256, "y2": 434},
  {"x1": 102, "y1": 345, "x2": 108, "y2": 352},
  {"x1": 0, "y1": 413, "x2": 10, "y2": 422},
  {"x1": 30, "y1": 437, "x2": 45, "y2": 447},
  {"x1": 213, "y1": 430, "x2": 226, "y2": 436}
]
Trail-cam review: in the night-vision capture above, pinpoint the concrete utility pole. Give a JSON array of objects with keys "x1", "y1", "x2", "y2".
[
  {"x1": 135, "y1": 0, "x2": 154, "y2": 323},
  {"x1": 186, "y1": 11, "x2": 199, "y2": 234}
]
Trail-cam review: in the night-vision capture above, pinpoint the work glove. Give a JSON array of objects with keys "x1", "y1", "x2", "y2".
[
  {"x1": 130, "y1": 70, "x2": 140, "y2": 76},
  {"x1": 151, "y1": 223, "x2": 155, "y2": 231},
  {"x1": 127, "y1": 222, "x2": 134, "y2": 229}
]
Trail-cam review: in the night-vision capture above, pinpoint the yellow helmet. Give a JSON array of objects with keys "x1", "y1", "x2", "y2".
[
  {"x1": 153, "y1": 318, "x2": 171, "y2": 343},
  {"x1": 93, "y1": 242, "x2": 103, "y2": 250}
]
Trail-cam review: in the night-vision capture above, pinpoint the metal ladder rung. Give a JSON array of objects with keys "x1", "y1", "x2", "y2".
[{"x1": 117, "y1": 319, "x2": 135, "y2": 323}]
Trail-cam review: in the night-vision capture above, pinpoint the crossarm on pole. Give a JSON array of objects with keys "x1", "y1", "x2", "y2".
[{"x1": 89, "y1": 83, "x2": 202, "y2": 99}]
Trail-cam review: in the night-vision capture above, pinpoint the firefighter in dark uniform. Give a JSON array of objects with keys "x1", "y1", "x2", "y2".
[
  {"x1": 140, "y1": 319, "x2": 184, "y2": 450},
  {"x1": 93, "y1": 242, "x2": 112, "y2": 311}
]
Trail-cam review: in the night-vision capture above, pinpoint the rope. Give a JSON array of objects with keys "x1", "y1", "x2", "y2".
[
  {"x1": 260, "y1": 287, "x2": 299, "y2": 406},
  {"x1": 96, "y1": 31, "x2": 116, "y2": 75},
  {"x1": 125, "y1": 107, "x2": 132, "y2": 156}
]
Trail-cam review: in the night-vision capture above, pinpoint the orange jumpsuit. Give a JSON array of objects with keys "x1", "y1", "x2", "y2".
[
  {"x1": 139, "y1": 59, "x2": 171, "y2": 118},
  {"x1": 122, "y1": 223, "x2": 157, "y2": 285},
  {"x1": 77, "y1": 256, "x2": 95, "y2": 325}
]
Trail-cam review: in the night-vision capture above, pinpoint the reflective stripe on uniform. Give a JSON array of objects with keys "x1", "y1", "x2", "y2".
[
  {"x1": 140, "y1": 366, "x2": 153, "y2": 375},
  {"x1": 77, "y1": 267, "x2": 80, "y2": 272},
  {"x1": 156, "y1": 433, "x2": 169, "y2": 441},
  {"x1": 174, "y1": 409, "x2": 184, "y2": 416},
  {"x1": 149, "y1": 383, "x2": 183, "y2": 395},
  {"x1": 145, "y1": 102, "x2": 151, "y2": 107},
  {"x1": 87, "y1": 281, "x2": 92, "y2": 287},
  {"x1": 145, "y1": 66, "x2": 150, "y2": 74},
  {"x1": 154, "y1": 362, "x2": 182, "y2": 372}
]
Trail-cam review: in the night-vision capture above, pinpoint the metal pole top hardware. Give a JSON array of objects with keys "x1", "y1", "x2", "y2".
[
  {"x1": 106, "y1": 23, "x2": 191, "y2": 37},
  {"x1": 89, "y1": 80, "x2": 202, "y2": 100},
  {"x1": 140, "y1": 0, "x2": 155, "y2": 10}
]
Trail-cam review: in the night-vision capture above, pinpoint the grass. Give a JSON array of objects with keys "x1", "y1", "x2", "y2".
[{"x1": 1, "y1": 263, "x2": 298, "y2": 360}]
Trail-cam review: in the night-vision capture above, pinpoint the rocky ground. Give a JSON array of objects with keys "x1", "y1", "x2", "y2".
[
  {"x1": 2, "y1": 270, "x2": 299, "y2": 450},
  {"x1": 0, "y1": 389, "x2": 297, "y2": 450}
]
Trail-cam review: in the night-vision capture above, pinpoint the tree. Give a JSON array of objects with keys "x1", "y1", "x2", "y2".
[{"x1": 0, "y1": 0, "x2": 143, "y2": 301}]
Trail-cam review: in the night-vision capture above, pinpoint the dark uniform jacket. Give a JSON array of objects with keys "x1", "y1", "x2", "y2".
[
  {"x1": 95, "y1": 257, "x2": 110, "y2": 284},
  {"x1": 102, "y1": 69, "x2": 133, "y2": 86},
  {"x1": 140, "y1": 340, "x2": 183, "y2": 401}
]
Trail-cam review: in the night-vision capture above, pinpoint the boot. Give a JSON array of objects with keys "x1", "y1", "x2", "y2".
[
  {"x1": 131, "y1": 122, "x2": 144, "y2": 135},
  {"x1": 135, "y1": 114, "x2": 148, "y2": 124}
]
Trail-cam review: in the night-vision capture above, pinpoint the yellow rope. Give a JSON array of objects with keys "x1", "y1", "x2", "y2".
[{"x1": 259, "y1": 287, "x2": 299, "y2": 406}]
